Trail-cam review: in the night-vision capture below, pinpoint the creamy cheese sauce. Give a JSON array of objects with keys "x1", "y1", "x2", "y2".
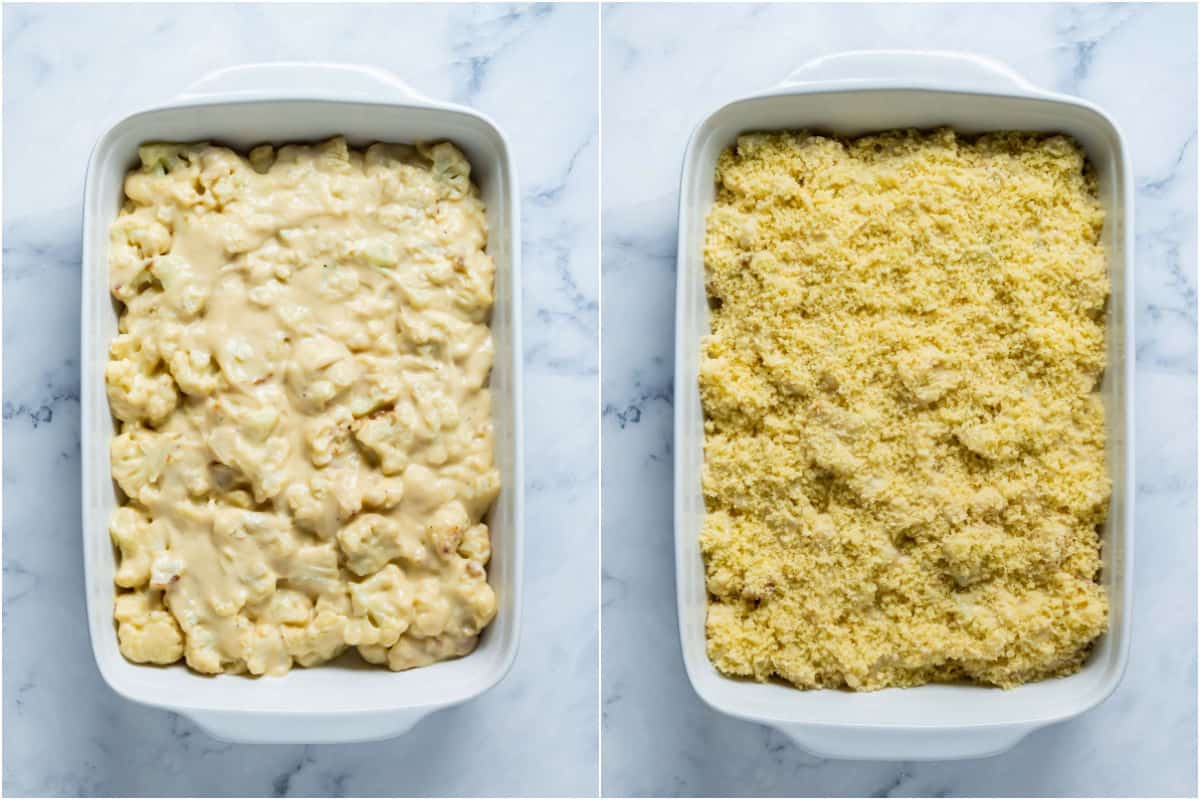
[{"x1": 106, "y1": 137, "x2": 499, "y2": 676}]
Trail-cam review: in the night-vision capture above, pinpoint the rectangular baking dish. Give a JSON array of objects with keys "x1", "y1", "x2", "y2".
[
  {"x1": 81, "y1": 63, "x2": 524, "y2": 744},
  {"x1": 674, "y1": 50, "x2": 1134, "y2": 761}
]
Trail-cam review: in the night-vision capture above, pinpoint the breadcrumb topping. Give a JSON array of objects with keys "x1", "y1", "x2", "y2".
[{"x1": 700, "y1": 128, "x2": 1110, "y2": 690}]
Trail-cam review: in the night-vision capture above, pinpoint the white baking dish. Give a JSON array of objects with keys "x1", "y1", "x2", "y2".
[
  {"x1": 673, "y1": 51, "x2": 1134, "y2": 761},
  {"x1": 81, "y1": 63, "x2": 523, "y2": 744}
]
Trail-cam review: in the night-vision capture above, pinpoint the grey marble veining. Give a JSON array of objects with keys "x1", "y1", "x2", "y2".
[
  {"x1": 601, "y1": 3, "x2": 1196, "y2": 796},
  {"x1": 2, "y1": 3, "x2": 598, "y2": 797}
]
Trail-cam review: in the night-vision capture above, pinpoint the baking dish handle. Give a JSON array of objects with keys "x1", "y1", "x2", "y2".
[
  {"x1": 173, "y1": 62, "x2": 435, "y2": 106},
  {"x1": 183, "y1": 708, "x2": 435, "y2": 744},
  {"x1": 777, "y1": 50, "x2": 1041, "y2": 96},
  {"x1": 775, "y1": 723, "x2": 1036, "y2": 761}
]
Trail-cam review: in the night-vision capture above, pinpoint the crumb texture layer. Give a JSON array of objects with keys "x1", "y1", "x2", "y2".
[{"x1": 701, "y1": 128, "x2": 1110, "y2": 690}]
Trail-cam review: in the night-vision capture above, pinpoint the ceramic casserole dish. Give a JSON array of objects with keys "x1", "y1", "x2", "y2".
[
  {"x1": 81, "y1": 62, "x2": 523, "y2": 744},
  {"x1": 674, "y1": 50, "x2": 1133, "y2": 761}
]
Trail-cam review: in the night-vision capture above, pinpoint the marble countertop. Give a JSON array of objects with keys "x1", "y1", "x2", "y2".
[
  {"x1": 601, "y1": 3, "x2": 1196, "y2": 797},
  {"x1": 2, "y1": 4, "x2": 597, "y2": 797}
]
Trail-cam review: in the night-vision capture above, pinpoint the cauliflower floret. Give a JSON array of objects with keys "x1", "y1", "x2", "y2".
[
  {"x1": 450, "y1": 561, "x2": 497, "y2": 634},
  {"x1": 209, "y1": 508, "x2": 293, "y2": 612},
  {"x1": 337, "y1": 514, "x2": 404, "y2": 577},
  {"x1": 286, "y1": 334, "x2": 360, "y2": 412},
  {"x1": 319, "y1": 262, "x2": 362, "y2": 300},
  {"x1": 248, "y1": 144, "x2": 276, "y2": 174},
  {"x1": 105, "y1": 334, "x2": 178, "y2": 425},
  {"x1": 180, "y1": 619, "x2": 232, "y2": 674},
  {"x1": 408, "y1": 576, "x2": 454, "y2": 637},
  {"x1": 110, "y1": 425, "x2": 177, "y2": 504},
  {"x1": 458, "y1": 523, "x2": 491, "y2": 563},
  {"x1": 206, "y1": 413, "x2": 290, "y2": 503},
  {"x1": 313, "y1": 136, "x2": 352, "y2": 171},
  {"x1": 215, "y1": 330, "x2": 272, "y2": 387},
  {"x1": 361, "y1": 475, "x2": 406, "y2": 511},
  {"x1": 123, "y1": 145, "x2": 209, "y2": 209},
  {"x1": 439, "y1": 454, "x2": 502, "y2": 517},
  {"x1": 396, "y1": 310, "x2": 493, "y2": 387},
  {"x1": 351, "y1": 236, "x2": 400, "y2": 269},
  {"x1": 109, "y1": 506, "x2": 168, "y2": 588},
  {"x1": 149, "y1": 552, "x2": 185, "y2": 590},
  {"x1": 197, "y1": 148, "x2": 253, "y2": 210},
  {"x1": 447, "y1": 251, "x2": 496, "y2": 322},
  {"x1": 380, "y1": 633, "x2": 476, "y2": 671},
  {"x1": 284, "y1": 543, "x2": 343, "y2": 598},
  {"x1": 351, "y1": 374, "x2": 459, "y2": 473},
  {"x1": 167, "y1": 347, "x2": 221, "y2": 397},
  {"x1": 239, "y1": 623, "x2": 291, "y2": 676},
  {"x1": 344, "y1": 564, "x2": 413, "y2": 648},
  {"x1": 136, "y1": 141, "x2": 207, "y2": 175},
  {"x1": 399, "y1": 463, "x2": 459, "y2": 514},
  {"x1": 150, "y1": 253, "x2": 209, "y2": 317},
  {"x1": 108, "y1": 209, "x2": 170, "y2": 302},
  {"x1": 284, "y1": 470, "x2": 363, "y2": 539},
  {"x1": 426, "y1": 502, "x2": 472, "y2": 561},
  {"x1": 419, "y1": 141, "x2": 472, "y2": 199},
  {"x1": 281, "y1": 591, "x2": 349, "y2": 666},
  {"x1": 209, "y1": 387, "x2": 284, "y2": 442},
  {"x1": 114, "y1": 590, "x2": 184, "y2": 665},
  {"x1": 251, "y1": 589, "x2": 313, "y2": 626},
  {"x1": 345, "y1": 363, "x2": 404, "y2": 418},
  {"x1": 303, "y1": 406, "x2": 353, "y2": 467},
  {"x1": 351, "y1": 411, "x2": 414, "y2": 475}
]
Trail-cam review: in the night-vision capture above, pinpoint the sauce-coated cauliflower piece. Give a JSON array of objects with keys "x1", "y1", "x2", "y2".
[
  {"x1": 213, "y1": 327, "x2": 272, "y2": 388},
  {"x1": 303, "y1": 406, "x2": 354, "y2": 467},
  {"x1": 281, "y1": 592, "x2": 349, "y2": 666},
  {"x1": 115, "y1": 590, "x2": 184, "y2": 665},
  {"x1": 369, "y1": 633, "x2": 476, "y2": 671},
  {"x1": 206, "y1": 419, "x2": 290, "y2": 503},
  {"x1": 426, "y1": 502, "x2": 471, "y2": 561},
  {"x1": 167, "y1": 347, "x2": 222, "y2": 397},
  {"x1": 351, "y1": 373, "x2": 460, "y2": 474},
  {"x1": 361, "y1": 475, "x2": 406, "y2": 511},
  {"x1": 108, "y1": 209, "x2": 171, "y2": 302},
  {"x1": 109, "y1": 506, "x2": 168, "y2": 589},
  {"x1": 284, "y1": 542, "x2": 343, "y2": 598},
  {"x1": 448, "y1": 561, "x2": 497, "y2": 635},
  {"x1": 345, "y1": 361, "x2": 404, "y2": 418},
  {"x1": 286, "y1": 334, "x2": 360, "y2": 412},
  {"x1": 238, "y1": 623, "x2": 291, "y2": 676},
  {"x1": 337, "y1": 514, "x2": 403, "y2": 577},
  {"x1": 150, "y1": 253, "x2": 209, "y2": 318},
  {"x1": 110, "y1": 425, "x2": 177, "y2": 505},
  {"x1": 209, "y1": 508, "x2": 292, "y2": 612},
  {"x1": 251, "y1": 589, "x2": 313, "y2": 626},
  {"x1": 106, "y1": 334, "x2": 178, "y2": 425},
  {"x1": 457, "y1": 523, "x2": 491, "y2": 564},
  {"x1": 284, "y1": 469, "x2": 363, "y2": 539},
  {"x1": 344, "y1": 564, "x2": 413, "y2": 648}
]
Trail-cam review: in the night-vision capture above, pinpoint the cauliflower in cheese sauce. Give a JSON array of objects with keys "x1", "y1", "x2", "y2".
[
  {"x1": 701, "y1": 129, "x2": 1110, "y2": 691},
  {"x1": 105, "y1": 136, "x2": 500, "y2": 676}
]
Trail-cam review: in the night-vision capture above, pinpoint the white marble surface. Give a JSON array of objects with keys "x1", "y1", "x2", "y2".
[
  {"x1": 2, "y1": 3, "x2": 597, "y2": 797},
  {"x1": 601, "y1": 3, "x2": 1196, "y2": 796}
]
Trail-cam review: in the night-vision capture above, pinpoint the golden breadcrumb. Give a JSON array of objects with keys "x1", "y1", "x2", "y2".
[{"x1": 700, "y1": 128, "x2": 1110, "y2": 690}]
